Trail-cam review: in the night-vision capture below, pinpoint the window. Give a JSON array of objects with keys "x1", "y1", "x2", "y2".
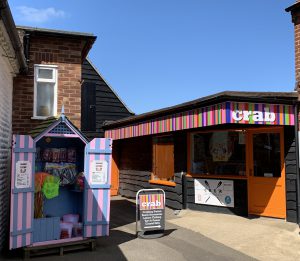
[
  {"x1": 191, "y1": 130, "x2": 246, "y2": 176},
  {"x1": 252, "y1": 132, "x2": 281, "y2": 177},
  {"x1": 33, "y1": 65, "x2": 58, "y2": 119},
  {"x1": 151, "y1": 136, "x2": 175, "y2": 186}
]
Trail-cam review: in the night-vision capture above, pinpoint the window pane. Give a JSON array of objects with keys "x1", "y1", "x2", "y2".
[
  {"x1": 38, "y1": 68, "x2": 53, "y2": 79},
  {"x1": 192, "y1": 131, "x2": 246, "y2": 176},
  {"x1": 36, "y1": 82, "x2": 54, "y2": 117},
  {"x1": 253, "y1": 133, "x2": 281, "y2": 177}
]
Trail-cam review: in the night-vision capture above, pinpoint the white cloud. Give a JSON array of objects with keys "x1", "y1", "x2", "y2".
[{"x1": 16, "y1": 6, "x2": 66, "y2": 24}]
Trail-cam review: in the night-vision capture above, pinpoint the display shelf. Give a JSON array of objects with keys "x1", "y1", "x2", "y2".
[{"x1": 186, "y1": 174, "x2": 248, "y2": 180}]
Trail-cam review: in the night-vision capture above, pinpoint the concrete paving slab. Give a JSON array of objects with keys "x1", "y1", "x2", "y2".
[{"x1": 168, "y1": 209, "x2": 300, "y2": 261}]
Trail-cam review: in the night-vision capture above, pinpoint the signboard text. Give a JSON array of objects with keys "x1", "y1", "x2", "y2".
[{"x1": 232, "y1": 110, "x2": 275, "y2": 122}]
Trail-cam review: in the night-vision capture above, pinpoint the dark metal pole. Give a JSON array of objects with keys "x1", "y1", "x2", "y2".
[
  {"x1": 294, "y1": 103, "x2": 300, "y2": 226},
  {"x1": 182, "y1": 172, "x2": 187, "y2": 209}
]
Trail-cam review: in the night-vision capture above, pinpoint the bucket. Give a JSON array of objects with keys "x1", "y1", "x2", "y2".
[{"x1": 60, "y1": 222, "x2": 73, "y2": 239}]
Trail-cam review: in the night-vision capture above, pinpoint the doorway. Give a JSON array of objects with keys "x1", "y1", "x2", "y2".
[{"x1": 247, "y1": 127, "x2": 286, "y2": 219}]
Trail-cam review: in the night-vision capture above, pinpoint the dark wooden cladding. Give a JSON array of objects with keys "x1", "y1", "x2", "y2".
[
  {"x1": 81, "y1": 59, "x2": 133, "y2": 138},
  {"x1": 174, "y1": 132, "x2": 187, "y2": 173},
  {"x1": 284, "y1": 127, "x2": 297, "y2": 223},
  {"x1": 119, "y1": 170, "x2": 183, "y2": 209},
  {"x1": 119, "y1": 136, "x2": 152, "y2": 171},
  {"x1": 117, "y1": 134, "x2": 185, "y2": 209}
]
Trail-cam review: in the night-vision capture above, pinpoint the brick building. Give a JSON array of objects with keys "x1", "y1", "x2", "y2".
[
  {"x1": 0, "y1": 0, "x2": 27, "y2": 251},
  {"x1": 12, "y1": 26, "x2": 96, "y2": 134},
  {"x1": 12, "y1": 26, "x2": 133, "y2": 138}
]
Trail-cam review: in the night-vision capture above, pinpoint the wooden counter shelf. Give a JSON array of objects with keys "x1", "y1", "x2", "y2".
[
  {"x1": 149, "y1": 180, "x2": 176, "y2": 187},
  {"x1": 186, "y1": 174, "x2": 248, "y2": 180}
]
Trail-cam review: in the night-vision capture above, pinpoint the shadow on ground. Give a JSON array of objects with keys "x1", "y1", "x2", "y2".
[
  {"x1": 1, "y1": 197, "x2": 257, "y2": 260},
  {"x1": 109, "y1": 198, "x2": 137, "y2": 229},
  {"x1": 1, "y1": 199, "x2": 138, "y2": 260}
]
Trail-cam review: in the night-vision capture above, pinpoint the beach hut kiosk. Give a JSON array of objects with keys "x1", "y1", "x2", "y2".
[{"x1": 9, "y1": 113, "x2": 112, "y2": 250}]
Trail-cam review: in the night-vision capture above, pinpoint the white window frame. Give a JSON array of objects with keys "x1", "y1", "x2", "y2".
[{"x1": 32, "y1": 64, "x2": 58, "y2": 119}]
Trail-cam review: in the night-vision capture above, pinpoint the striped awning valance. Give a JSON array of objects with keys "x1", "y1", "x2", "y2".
[{"x1": 105, "y1": 101, "x2": 295, "y2": 140}]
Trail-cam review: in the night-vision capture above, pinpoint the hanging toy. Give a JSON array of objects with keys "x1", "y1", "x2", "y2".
[{"x1": 42, "y1": 175, "x2": 60, "y2": 199}]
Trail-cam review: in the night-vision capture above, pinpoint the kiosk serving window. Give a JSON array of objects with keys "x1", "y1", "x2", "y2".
[{"x1": 191, "y1": 130, "x2": 246, "y2": 176}]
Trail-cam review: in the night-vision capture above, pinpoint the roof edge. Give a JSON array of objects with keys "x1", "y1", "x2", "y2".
[
  {"x1": 285, "y1": 2, "x2": 300, "y2": 12},
  {"x1": 17, "y1": 25, "x2": 97, "y2": 62},
  {"x1": 0, "y1": 0, "x2": 27, "y2": 73},
  {"x1": 33, "y1": 115, "x2": 89, "y2": 144},
  {"x1": 16, "y1": 25, "x2": 97, "y2": 39}
]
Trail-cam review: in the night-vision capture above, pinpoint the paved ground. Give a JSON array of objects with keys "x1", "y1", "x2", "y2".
[
  {"x1": 169, "y1": 209, "x2": 300, "y2": 261},
  {"x1": 2, "y1": 196, "x2": 300, "y2": 260}
]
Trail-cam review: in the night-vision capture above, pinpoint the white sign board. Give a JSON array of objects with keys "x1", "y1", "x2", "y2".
[
  {"x1": 15, "y1": 161, "x2": 31, "y2": 189},
  {"x1": 194, "y1": 179, "x2": 234, "y2": 207},
  {"x1": 91, "y1": 160, "x2": 108, "y2": 185}
]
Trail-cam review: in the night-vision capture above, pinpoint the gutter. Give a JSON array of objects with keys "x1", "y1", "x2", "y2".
[{"x1": 0, "y1": 0, "x2": 27, "y2": 73}]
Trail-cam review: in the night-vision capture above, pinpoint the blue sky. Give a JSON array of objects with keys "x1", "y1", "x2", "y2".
[{"x1": 9, "y1": 0, "x2": 296, "y2": 114}]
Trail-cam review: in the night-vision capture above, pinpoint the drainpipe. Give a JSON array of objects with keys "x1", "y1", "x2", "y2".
[
  {"x1": 23, "y1": 33, "x2": 30, "y2": 63},
  {"x1": 294, "y1": 103, "x2": 300, "y2": 226}
]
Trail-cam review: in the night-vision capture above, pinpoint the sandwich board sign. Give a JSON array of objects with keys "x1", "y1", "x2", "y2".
[{"x1": 136, "y1": 189, "x2": 165, "y2": 238}]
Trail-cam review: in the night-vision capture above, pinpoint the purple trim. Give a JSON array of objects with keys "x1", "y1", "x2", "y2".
[
  {"x1": 12, "y1": 188, "x2": 34, "y2": 193},
  {"x1": 84, "y1": 221, "x2": 109, "y2": 226},
  {"x1": 34, "y1": 120, "x2": 61, "y2": 142},
  {"x1": 11, "y1": 228, "x2": 33, "y2": 236},
  {"x1": 46, "y1": 133, "x2": 80, "y2": 138},
  {"x1": 87, "y1": 149, "x2": 112, "y2": 154},
  {"x1": 34, "y1": 117, "x2": 88, "y2": 144},
  {"x1": 64, "y1": 119, "x2": 88, "y2": 144}
]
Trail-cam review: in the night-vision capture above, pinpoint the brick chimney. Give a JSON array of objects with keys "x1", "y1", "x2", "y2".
[{"x1": 286, "y1": 1, "x2": 300, "y2": 95}]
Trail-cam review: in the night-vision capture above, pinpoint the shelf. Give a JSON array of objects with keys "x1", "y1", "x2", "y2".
[
  {"x1": 149, "y1": 180, "x2": 176, "y2": 187},
  {"x1": 186, "y1": 174, "x2": 248, "y2": 180}
]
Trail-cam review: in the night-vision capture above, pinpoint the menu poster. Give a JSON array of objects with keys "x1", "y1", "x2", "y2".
[
  {"x1": 91, "y1": 160, "x2": 108, "y2": 185},
  {"x1": 194, "y1": 179, "x2": 234, "y2": 208},
  {"x1": 15, "y1": 161, "x2": 32, "y2": 189}
]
